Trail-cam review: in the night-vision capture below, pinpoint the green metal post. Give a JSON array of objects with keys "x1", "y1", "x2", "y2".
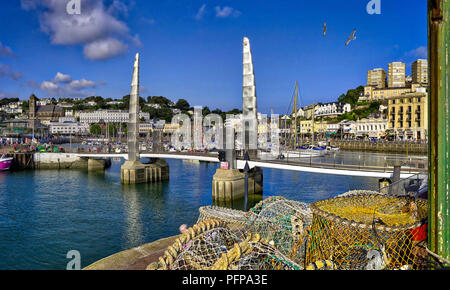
[{"x1": 428, "y1": 0, "x2": 450, "y2": 263}]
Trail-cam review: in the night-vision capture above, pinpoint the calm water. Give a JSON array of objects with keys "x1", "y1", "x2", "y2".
[{"x1": 0, "y1": 153, "x2": 402, "y2": 270}]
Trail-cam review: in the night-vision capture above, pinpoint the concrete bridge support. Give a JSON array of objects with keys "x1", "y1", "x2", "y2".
[
  {"x1": 212, "y1": 167, "x2": 263, "y2": 201},
  {"x1": 121, "y1": 159, "x2": 169, "y2": 184},
  {"x1": 88, "y1": 158, "x2": 106, "y2": 171}
]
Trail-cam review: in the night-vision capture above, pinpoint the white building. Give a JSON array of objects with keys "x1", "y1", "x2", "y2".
[
  {"x1": 49, "y1": 122, "x2": 89, "y2": 135},
  {"x1": 79, "y1": 110, "x2": 150, "y2": 124},
  {"x1": 340, "y1": 120, "x2": 357, "y2": 135},
  {"x1": 106, "y1": 100, "x2": 123, "y2": 105},
  {"x1": 139, "y1": 123, "x2": 154, "y2": 133},
  {"x1": 355, "y1": 114, "x2": 388, "y2": 138},
  {"x1": 314, "y1": 102, "x2": 351, "y2": 117},
  {"x1": 59, "y1": 117, "x2": 76, "y2": 123},
  {"x1": 326, "y1": 122, "x2": 340, "y2": 133}
]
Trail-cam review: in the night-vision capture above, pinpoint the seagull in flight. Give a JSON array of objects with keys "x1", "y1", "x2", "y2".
[
  {"x1": 323, "y1": 22, "x2": 327, "y2": 36},
  {"x1": 345, "y1": 29, "x2": 357, "y2": 46}
]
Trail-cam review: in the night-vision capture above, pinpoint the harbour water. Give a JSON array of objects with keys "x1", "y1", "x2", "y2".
[{"x1": 0, "y1": 152, "x2": 422, "y2": 269}]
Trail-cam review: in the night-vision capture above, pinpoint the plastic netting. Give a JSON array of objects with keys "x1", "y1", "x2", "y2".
[
  {"x1": 306, "y1": 193, "x2": 428, "y2": 270},
  {"x1": 147, "y1": 193, "x2": 441, "y2": 270},
  {"x1": 148, "y1": 219, "x2": 300, "y2": 270}
]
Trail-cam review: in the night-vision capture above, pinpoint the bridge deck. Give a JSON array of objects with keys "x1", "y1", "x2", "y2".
[{"x1": 68, "y1": 152, "x2": 425, "y2": 178}]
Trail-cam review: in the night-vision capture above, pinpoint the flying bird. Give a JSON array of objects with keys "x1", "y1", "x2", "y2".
[
  {"x1": 345, "y1": 29, "x2": 357, "y2": 46},
  {"x1": 323, "y1": 22, "x2": 327, "y2": 36}
]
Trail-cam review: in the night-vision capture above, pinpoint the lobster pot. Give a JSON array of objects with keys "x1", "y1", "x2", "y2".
[{"x1": 305, "y1": 194, "x2": 428, "y2": 270}]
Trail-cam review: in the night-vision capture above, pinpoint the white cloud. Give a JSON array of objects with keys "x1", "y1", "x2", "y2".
[
  {"x1": 215, "y1": 6, "x2": 241, "y2": 18},
  {"x1": 21, "y1": 0, "x2": 138, "y2": 61},
  {"x1": 40, "y1": 80, "x2": 59, "y2": 92},
  {"x1": 39, "y1": 74, "x2": 98, "y2": 97},
  {"x1": 406, "y1": 46, "x2": 427, "y2": 58},
  {"x1": 68, "y1": 79, "x2": 97, "y2": 90},
  {"x1": 83, "y1": 38, "x2": 128, "y2": 61},
  {"x1": 54, "y1": 72, "x2": 72, "y2": 83},
  {"x1": 195, "y1": 4, "x2": 207, "y2": 20}
]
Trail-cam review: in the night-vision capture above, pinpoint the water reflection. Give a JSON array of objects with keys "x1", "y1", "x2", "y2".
[
  {"x1": 121, "y1": 184, "x2": 144, "y2": 249},
  {"x1": 213, "y1": 193, "x2": 263, "y2": 211}
]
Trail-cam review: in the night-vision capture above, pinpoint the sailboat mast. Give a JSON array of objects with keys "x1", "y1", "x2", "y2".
[
  {"x1": 293, "y1": 81, "x2": 298, "y2": 148},
  {"x1": 312, "y1": 102, "x2": 315, "y2": 146}
]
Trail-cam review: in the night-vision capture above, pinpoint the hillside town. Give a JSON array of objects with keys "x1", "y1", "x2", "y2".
[{"x1": 0, "y1": 59, "x2": 428, "y2": 146}]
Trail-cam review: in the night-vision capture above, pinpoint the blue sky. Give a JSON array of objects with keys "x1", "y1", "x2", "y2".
[{"x1": 0, "y1": 0, "x2": 428, "y2": 114}]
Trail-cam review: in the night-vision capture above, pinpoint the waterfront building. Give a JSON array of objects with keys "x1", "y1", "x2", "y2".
[
  {"x1": 139, "y1": 122, "x2": 154, "y2": 134},
  {"x1": 314, "y1": 102, "x2": 351, "y2": 117},
  {"x1": 367, "y1": 68, "x2": 387, "y2": 88},
  {"x1": 326, "y1": 122, "x2": 340, "y2": 133},
  {"x1": 79, "y1": 110, "x2": 150, "y2": 124},
  {"x1": 49, "y1": 121, "x2": 89, "y2": 135},
  {"x1": 302, "y1": 104, "x2": 318, "y2": 119},
  {"x1": 360, "y1": 83, "x2": 425, "y2": 102},
  {"x1": 388, "y1": 62, "x2": 406, "y2": 88},
  {"x1": 163, "y1": 123, "x2": 180, "y2": 134},
  {"x1": 355, "y1": 113, "x2": 388, "y2": 138},
  {"x1": 300, "y1": 119, "x2": 313, "y2": 134},
  {"x1": 412, "y1": 59, "x2": 428, "y2": 85},
  {"x1": 340, "y1": 120, "x2": 357, "y2": 136},
  {"x1": 387, "y1": 90, "x2": 428, "y2": 140}
]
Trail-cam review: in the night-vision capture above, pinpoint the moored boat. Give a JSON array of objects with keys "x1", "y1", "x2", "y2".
[{"x1": 0, "y1": 154, "x2": 13, "y2": 171}]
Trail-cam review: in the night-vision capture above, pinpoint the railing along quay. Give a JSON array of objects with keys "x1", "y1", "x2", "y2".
[{"x1": 329, "y1": 140, "x2": 427, "y2": 154}]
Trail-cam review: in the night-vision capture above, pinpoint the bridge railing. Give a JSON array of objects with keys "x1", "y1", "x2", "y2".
[
  {"x1": 379, "y1": 173, "x2": 428, "y2": 197},
  {"x1": 238, "y1": 151, "x2": 427, "y2": 174}
]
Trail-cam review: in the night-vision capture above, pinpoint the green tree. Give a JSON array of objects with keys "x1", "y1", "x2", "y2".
[
  {"x1": 107, "y1": 124, "x2": 117, "y2": 136},
  {"x1": 21, "y1": 101, "x2": 29, "y2": 113},
  {"x1": 202, "y1": 106, "x2": 211, "y2": 116},
  {"x1": 90, "y1": 124, "x2": 102, "y2": 136},
  {"x1": 148, "y1": 96, "x2": 173, "y2": 107},
  {"x1": 175, "y1": 99, "x2": 190, "y2": 111},
  {"x1": 338, "y1": 85, "x2": 364, "y2": 107}
]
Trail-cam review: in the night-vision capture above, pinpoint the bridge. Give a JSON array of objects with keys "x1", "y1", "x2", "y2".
[{"x1": 70, "y1": 151, "x2": 425, "y2": 179}]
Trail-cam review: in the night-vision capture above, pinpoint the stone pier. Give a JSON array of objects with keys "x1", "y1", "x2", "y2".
[
  {"x1": 212, "y1": 167, "x2": 263, "y2": 201},
  {"x1": 121, "y1": 159, "x2": 169, "y2": 184},
  {"x1": 88, "y1": 158, "x2": 106, "y2": 171}
]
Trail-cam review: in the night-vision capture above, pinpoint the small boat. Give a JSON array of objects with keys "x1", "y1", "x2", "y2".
[
  {"x1": 281, "y1": 149, "x2": 326, "y2": 158},
  {"x1": 0, "y1": 154, "x2": 13, "y2": 171},
  {"x1": 327, "y1": 145, "x2": 340, "y2": 152}
]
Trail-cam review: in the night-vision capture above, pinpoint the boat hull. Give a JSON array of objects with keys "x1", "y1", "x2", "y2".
[{"x1": 0, "y1": 158, "x2": 13, "y2": 171}]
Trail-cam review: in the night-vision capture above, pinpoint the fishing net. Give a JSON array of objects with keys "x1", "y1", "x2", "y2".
[
  {"x1": 242, "y1": 197, "x2": 313, "y2": 266},
  {"x1": 148, "y1": 219, "x2": 301, "y2": 270},
  {"x1": 195, "y1": 196, "x2": 312, "y2": 267},
  {"x1": 305, "y1": 193, "x2": 428, "y2": 270}
]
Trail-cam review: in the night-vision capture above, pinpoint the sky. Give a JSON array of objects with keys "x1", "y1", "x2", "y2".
[{"x1": 0, "y1": 0, "x2": 428, "y2": 114}]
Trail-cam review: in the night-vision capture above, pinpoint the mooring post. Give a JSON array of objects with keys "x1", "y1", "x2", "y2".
[{"x1": 428, "y1": 0, "x2": 450, "y2": 263}]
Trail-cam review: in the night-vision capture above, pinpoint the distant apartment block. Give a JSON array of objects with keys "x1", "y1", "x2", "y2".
[
  {"x1": 79, "y1": 110, "x2": 150, "y2": 124},
  {"x1": 412, "y1": 59, "x2": 428, "y2": 85},
  {"x1": 367, "y1": 68, "x2": 387, "y2": 88},
  {"x1": 387, "y1": 90, "x2": 428, "y2": 140},
  {"x1": 388, "y1": 62, "x2": 406, "y2": 88}
]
